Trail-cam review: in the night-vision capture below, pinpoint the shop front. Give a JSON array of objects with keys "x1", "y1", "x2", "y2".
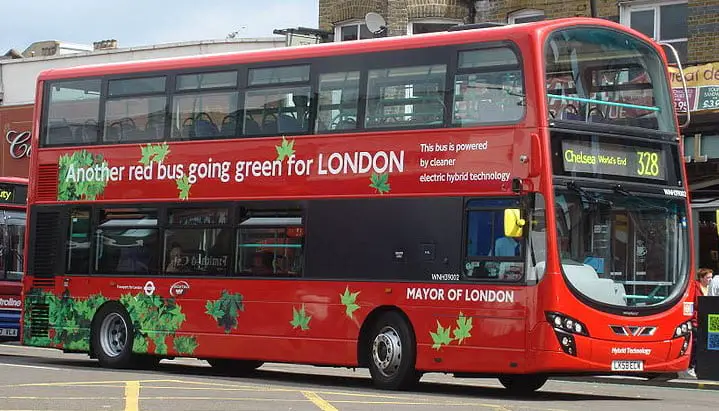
[{"x1": 0, "y1": 104, "x2": 32, "y2": 179}]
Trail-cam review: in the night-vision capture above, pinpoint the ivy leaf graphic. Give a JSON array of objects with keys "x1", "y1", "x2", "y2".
[
  {"x1": 369, "y1": 172, "x2": 390, "y2": 194},
  {"x1": 430, "y1": 321, "x2": 453, "y2": 350},
  {"x1": 452, "y1": 312, "x2": 473, "y2": 344},
  {"x1": 139, "y1": 143, "x2": 170, "y2": 166},
  {"x1": 57, "y1": 150, "x2": 109, "y2": 201},
  {"x1": 275, "y1": 137, "x2": 295, "y2": 162},
  {"x1": 173, "y1": 336, "x2": 198, "y2": 355},
  {"x1": 340, "y1": 286, "x2": 361, "y2": 319},
  {"x1": 290, "y1": 304, "x2": 312, "y2": 331},
  {"x1": 205, "y1": 291, "x2": 244, "y2": 333},
  {"x1": 176, "y1": 175, "x2": 192, "y2": 200}
]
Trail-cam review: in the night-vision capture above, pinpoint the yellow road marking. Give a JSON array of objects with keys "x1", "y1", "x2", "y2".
[
  {"x1": 302, "y1": 391, "x2": 339, "y2": 411},
  {"x1": 124, "y1": 381, "x2": 140, "y2": 411}
]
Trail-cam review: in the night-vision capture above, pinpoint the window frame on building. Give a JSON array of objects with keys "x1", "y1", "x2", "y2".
[
  {"x1": 619, "y1": 0, "x2": 688, "y2": 63},
  {"x1": 333, "y1": 20, "x2": 375, "y2": 42},
  {"x1": 507, "y1": 9, "x2": 546, "y2": 25},
  {"x1": 406, "y1": 18, "x2": 462, "y2": 35}
]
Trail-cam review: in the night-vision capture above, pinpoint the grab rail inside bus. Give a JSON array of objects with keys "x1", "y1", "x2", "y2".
[
  {"x1": 660, "y1": 41, "x2": 691, "y2": 130},
  {"x1": 546, "y1": 94, "x2": 660, "y2": 112}
]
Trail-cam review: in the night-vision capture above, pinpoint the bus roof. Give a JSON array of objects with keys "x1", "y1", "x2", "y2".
[{"x1": 36, "y1": 18, "x2": 649, "y2": 82}]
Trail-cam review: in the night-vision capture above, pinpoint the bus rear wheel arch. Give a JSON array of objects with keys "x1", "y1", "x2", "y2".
[{"x1": 363, "y1": 309, "x2": 421, "y2": 390}]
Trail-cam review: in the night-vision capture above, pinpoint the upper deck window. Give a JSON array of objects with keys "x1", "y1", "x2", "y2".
[
  {"x1": 44, "y1": 79, "x2": 101, "y2": 146},
  {"x1": 105, "y1": 76, "x2": 167, "y2": 143},
  {"x1": 545, "y1": 27, "x2": 675, "y2": 133},
  {"x1": 249, "y1": 65, "x2": 310, "y2": 86},
  {"x1": 453, "y1": 47, "x2": 524, "y2": 126},
  {"x1": 365, "y1": 64, "x2": 447, "y2": 129}
]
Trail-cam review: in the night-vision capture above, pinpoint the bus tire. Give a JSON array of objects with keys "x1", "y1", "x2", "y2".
[
  {"x1": 498, "y1": 374, "x2": 547, "y2": 394},
  {"x1": 207, "y1": 359, "x2": 264, "y2": 375},
  {"x1": 92, "y1": 303, "x2": 135, "y2": 369},
  {"x1": 367, "y1": 311, "x2": 420, "y2": 390}
]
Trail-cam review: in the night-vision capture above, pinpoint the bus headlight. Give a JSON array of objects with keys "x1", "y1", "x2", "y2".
[
  {"x1": 546, "y1": 312, "x2": 589, "y2": 357},
  {"x1": 674, "y1": 320, "x2": 692, "y2": 338},
  {"x1": 546, "y1": 312, "x2": 589, "y2": 336}
]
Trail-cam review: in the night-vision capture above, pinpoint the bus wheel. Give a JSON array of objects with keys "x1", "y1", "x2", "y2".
[
  {"x1": 92, "y1": 304, "x2": 135, "y2": 368},
  {"x1": 498, "y1": 374, "x2": 548, "y2": 394},
  {"x1": 367, "y1": 311, "x2": 419, "y2": 390},
  {"x1": 207, "y1": 359, "x2": 263, "y2": 375}
]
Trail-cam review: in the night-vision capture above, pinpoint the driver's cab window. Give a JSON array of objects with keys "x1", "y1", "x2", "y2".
[
  {"x1": 1, "y1": 210, "x2": 26, "y2": 280},
  {"x1": 464, "y1": 198, "x2": 525, "y2": 281}
]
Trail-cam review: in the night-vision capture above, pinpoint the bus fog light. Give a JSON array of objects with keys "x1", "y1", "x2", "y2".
[
  {"x1": 679, "y1": 335, "x2": 691, "y2": 357},
  {"x1": 554, "y1": 330, "x2": 577, "y2": 356}
]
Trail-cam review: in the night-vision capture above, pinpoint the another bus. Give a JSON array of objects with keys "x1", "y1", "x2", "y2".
[
  {"x1": 0, "y1": 177, "x2": 27, "y2": 342},
  {"x1": 22, "y1": 17, "x2": 694, "y2": 392}
]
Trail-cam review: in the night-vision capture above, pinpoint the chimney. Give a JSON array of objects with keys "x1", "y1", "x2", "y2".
[{"x1": 93, "y1": 39, "x2": 118, "y2": 51}]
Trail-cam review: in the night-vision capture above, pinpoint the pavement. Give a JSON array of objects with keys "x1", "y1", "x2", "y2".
[{"x1": 556, "y1": 373, "x2": 719, "y2": 390}]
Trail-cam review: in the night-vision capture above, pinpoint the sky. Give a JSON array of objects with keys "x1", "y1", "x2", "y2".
[{"x1": 0, "y1": 0, "x2": 319, "y2": 53}]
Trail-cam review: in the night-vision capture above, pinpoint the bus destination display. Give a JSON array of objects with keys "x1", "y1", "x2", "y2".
[{"x1": 561, "y1": 140, "x2": 665, "y2": 180}]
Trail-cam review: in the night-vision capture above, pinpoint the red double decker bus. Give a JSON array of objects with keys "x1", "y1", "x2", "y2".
[
  {"x1": 22, "y1": 18, "x2": 694, "y2": 392},
  {"x1": 1, "y1": 177, "x2": 27, "y2": 341}
]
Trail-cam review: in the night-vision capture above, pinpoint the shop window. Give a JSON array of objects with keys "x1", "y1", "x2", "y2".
[{"x1": 407, "y1": 19, "x2": 461, "y2": 35}]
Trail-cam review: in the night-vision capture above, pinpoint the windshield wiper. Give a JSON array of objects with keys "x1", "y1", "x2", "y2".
[
  {"x1": 613, "y1": 184, "x2": 631, "y2": 197},
  {"x1": 566, "y1": 181, "x2": 612, "y2": 206}
]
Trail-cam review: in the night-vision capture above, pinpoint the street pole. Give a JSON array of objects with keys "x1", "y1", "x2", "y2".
[{"x1": 590, "y1": 0, "x2": 597, "y2": 17}]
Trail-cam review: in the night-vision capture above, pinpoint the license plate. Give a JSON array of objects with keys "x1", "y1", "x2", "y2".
[
  {"x1": 0, "y1": 328, "x2": 18, "y2": 337},
  {"x1": 611, "y1": 360, "x2": 644, "y2": 371}
]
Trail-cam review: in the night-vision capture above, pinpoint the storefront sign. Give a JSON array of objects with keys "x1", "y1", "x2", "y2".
[
  {"x1": 0, "y1": 104, "x2": 33, "y2": 178},
  {"x1": 670, "y1": 62, "x2": 719, "y2": 113}
]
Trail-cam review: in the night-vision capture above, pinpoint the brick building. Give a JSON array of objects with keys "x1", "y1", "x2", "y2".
[{"x1": 318, "y1": 0, "x2": 719, "y2": 268}]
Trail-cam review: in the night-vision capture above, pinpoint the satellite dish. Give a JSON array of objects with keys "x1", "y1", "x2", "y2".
[{"x1": 365, "y1": 12, "x2": 387, "y2": 35}]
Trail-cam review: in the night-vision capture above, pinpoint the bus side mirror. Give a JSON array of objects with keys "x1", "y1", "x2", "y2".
[{"x1": 504, "y1": 208, "x2": 526, "y2": 237}]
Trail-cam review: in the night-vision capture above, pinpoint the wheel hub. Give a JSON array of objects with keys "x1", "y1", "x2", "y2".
[
  {"x1": 99, "y1": 312, "x2": 128, "y2": 358},
  {"x1": 371, "y1": 326, "x2": 402, "y2": 377}
]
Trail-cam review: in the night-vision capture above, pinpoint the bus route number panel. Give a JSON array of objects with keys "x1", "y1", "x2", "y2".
[{"x1": 561, "y1": 140, "x2": 665, "y2": 181}]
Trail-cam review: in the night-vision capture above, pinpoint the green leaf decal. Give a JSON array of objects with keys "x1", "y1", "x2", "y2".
[
  {"x1": 206, "y1": 291, "x2": 244, "y2": 333},
  {"x1": 275, "y1": 136, "x2": 295, "y2": 162},
  {"x1": 57, "y1": 150, "x2": 109, "y2": 201},
  {"x1": 369, "y1": 172, "x2": 390, "y2": 194},
  {"x1": 173, "y1": 336, "x2": 199, "y2": 355},
  {"x1": 290, "y1": 304, "x2": 312, "y2": 331},
  {"x1": 119, "y1": 292, "x2": 187, "y2": 356},
  {"x1": 139, "y1": 143, "x2": 170, "y2": 165},
  {"x1": 452, "y1": 312, "x2": 473, "y2": 344},
  {"x1": 430, "y1": 321, "x2": 453, "y2": 350},
  {"x1": 339, "y1": 286, "x2": 361, "y2": 319},
  {"x1": 176, "y1": 175, "x2": 192, "y2": 200}
]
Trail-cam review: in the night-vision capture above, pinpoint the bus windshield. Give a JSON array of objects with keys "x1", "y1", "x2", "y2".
[
  {"x1": 553, "y1": 188, "x2": 688, "y2": 308},
  {"x1": 1, "y1": 210, "x2": 26, "y2": 281},
  {"x1": 545, "y1": 27, "x2": 676, "y2": 133}
]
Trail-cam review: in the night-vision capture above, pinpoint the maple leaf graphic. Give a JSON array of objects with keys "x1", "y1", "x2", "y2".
[
  {"x1": 369, "y1": 172, "x2": 391, "y2": 194},
  {"x1": 275, "y1": 137, "x2": 295, "y2": 162},
  {"x1": 430, "y1": 321, "x2": 452, "y2": 350},
  {"x1": 290, "y1": 304, "x2": 312, "y2": 331},
  {"x1": 176, "y1": 175, "x2": 192, "y2": 200},
  {"x1": 340, "y1": 286, "x2": 361, "y2": 319},
  {"x1": 452, "y1": 312, "x2": 473, "y2": 344},
  {"x1": 139, "y1": 143, "x2": 170, "y2": 166}
]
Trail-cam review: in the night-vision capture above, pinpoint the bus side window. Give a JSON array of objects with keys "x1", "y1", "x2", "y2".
[
  {"x1": 452, "y1": 48, "x2": 524, "y2": 126},
  {"x1": 316, "y1": 71, "x2": 360, "y2": 132}
]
